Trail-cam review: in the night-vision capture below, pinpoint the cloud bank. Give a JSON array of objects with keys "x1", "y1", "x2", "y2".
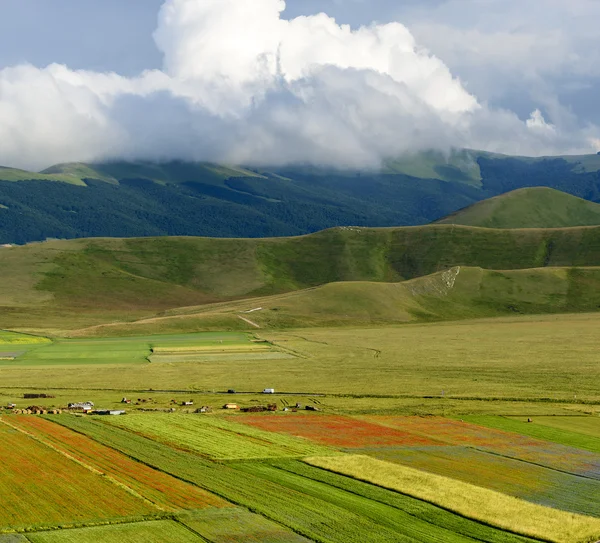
[{"x1": 0, "y1": 0, "x2": 598, "y2": 171}]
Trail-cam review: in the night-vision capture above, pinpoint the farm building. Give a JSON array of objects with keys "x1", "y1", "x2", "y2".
[{"x1": 68, "y1": 402, "x2": 94, "y2": 412}]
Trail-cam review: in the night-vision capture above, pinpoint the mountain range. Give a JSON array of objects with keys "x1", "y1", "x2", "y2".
[{"x1": 2, "y1": 149, "x2": 600, "y2": 244}]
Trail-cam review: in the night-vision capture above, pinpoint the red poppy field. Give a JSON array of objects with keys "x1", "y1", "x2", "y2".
[
  {"x1": 238, "y1": 414, "x2": 442, "y2": 448},
  {"x1": 8, "y1": 416, "x2": 227, "y2": 513},
  {"x1": 0, "y1": 420, "x2": 154, "y2": 531}
]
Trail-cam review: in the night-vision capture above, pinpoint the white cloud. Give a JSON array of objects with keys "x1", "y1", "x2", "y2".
[{"x1": 0, "y1": 0, "x2": 597, "y2": 171}]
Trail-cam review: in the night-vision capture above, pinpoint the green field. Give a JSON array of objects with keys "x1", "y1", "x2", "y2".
[
  {"x1": 25, "y1": 520, "x2": 200, "y2": 543},
  {"x1": 306, "y1": 455, "x2": 600, "y2": 543},
  {"x1": 104, "y1": 413, "x2": 333, "y2": 460}
]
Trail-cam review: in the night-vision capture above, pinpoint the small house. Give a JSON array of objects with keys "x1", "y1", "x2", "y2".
[{"x1": 263, "y1": 388, "x2": 275, "y2": 394}]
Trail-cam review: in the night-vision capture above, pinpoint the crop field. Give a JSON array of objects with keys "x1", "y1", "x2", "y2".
[
  {"x1": 467, "y1": 415, "x2": 600, "y2": 454},
  {"x1": 306, "y1": 455, "x2": 600, "y2": 543},
  {"x1": 8, "y1": 416, "x2": 227, "y2": 512},
  {"x1": 0, "y1": 331, "x2": 50, "y2": 345},
  {"x1": 0, "y1": 419, "x2": 155, "y2": 531},
  {"x1": 25, "y1": 520, "x2": 200, "y2": 543},
  {"x1": 357, "y1": 445, "x2": 600, "y2": 517},
  {"x1": 238, "y1": 414, "x2": 442, "y2": 448},
  {"x1": 0, "y1": 332, "x2": 266, "y2": 367},
  {"x1": 53, "y1": 416, "x2": 542, "y2": 543},
  {"x1": 103, "y1": 413, "x2": 334, "y2": 459},
  {"x1": 508, "y1": 416, "x2": 600, "y2": 439},
  {"x1": 367, "y1": 416, "x2": 600, "y2": 478},
  {"x1": 178, "y1": 508, "x2": 313, "y2": 543}
]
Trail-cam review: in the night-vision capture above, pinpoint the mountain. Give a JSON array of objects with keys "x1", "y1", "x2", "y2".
[
  {"x1": 437, "y1": 187, "x2": 600, "y2": 228},
  {"x1": 4, "y1": 224, "x2": 600, "y2": 330},
  {"x1": 2, "y1": 150, "x2": 600, "y2": 244}
]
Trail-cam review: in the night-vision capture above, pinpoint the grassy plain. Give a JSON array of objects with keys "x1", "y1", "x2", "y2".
[
  {"x1": 1, "y1": 315, "x2": 599, "y2": 405},
  {"x1": 306, "y1": 455, "x2": 600, "y2": 543}
]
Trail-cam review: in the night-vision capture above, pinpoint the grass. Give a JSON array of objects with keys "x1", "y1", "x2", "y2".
[
  {"x1": 104, "y1": 413, "x2": 334, "y2": 460},
  {"x1": 6, "y1": 224, "x2": 600, "y2": 331},
  {"x1": 25, "y1": 520, "x2": 201, "y2": 543},
  {"x1": 177, "y1": 508, "x2": 313, "y2": 543},
  {"x1": 462, "y1": 416, "x2": 600, "y2": 455},
  {"x1": 306, "y1": 455, "x2": 600, "y2": 543},
  {"x1": 0, "y1": 166, "x2": 86, "y2": 185},
  {"x1": 508, "y1": 416, "x2": 600, "y2": 439},
  {"x1": 0, "y1": 419, "x2": 154, "y2": 531},
  {"x1": 438, "y1": 187, "x2": 600, "y2": 228},
  {"x1": 1, "y1": 315, "x2": 600, "y2": 403}
]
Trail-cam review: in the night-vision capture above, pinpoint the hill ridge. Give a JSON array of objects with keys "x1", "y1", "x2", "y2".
[{"x1": 437, "y1": 187, "x2": 600, "y2": 229}]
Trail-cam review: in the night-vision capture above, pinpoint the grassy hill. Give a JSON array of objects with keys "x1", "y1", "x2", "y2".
[
  {"x1": 68, "y1": 266, "x2": 600, "y2": 336},
  {"x1": 437, "y1": 187, "x2": 600, "y2": 228},
  {"x1": 4, "y1": 224, "x2": 600, "y2": 330}
]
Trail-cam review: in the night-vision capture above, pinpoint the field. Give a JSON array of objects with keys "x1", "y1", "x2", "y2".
[
  {"x1": 1, "y1": 260, "x2": 600, "y2": 542},
  {"x1": 0, "y1": 332, "x2": 271, "y2": 367},
  {"x1": 305, "y1": 455, "x2": 600, "y2": 543},
  {"x1": 7, "y1": 416, "x2": 226, "y2": 512},
  {"x1": 0, "y1": 420, "x2": 155, "y2": 531},
  {"x1": 104, "y1": 412, "x2": 334, "y2": 460},
  {"x1": 25, "y1": 520, "x2": 200, "y2": 543}
]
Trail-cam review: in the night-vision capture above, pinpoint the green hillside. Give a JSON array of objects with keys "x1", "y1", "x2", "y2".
[
  {"x1": 3, "y1": 150, "x2": 600, "y2": 245},
  {"x1": 69, "y1": 266, "x2": 600, "y2": 336},
  {"x1": 0, "y1": 166, "x2": 87, "y2": 185},
  {"x1": 5, "y1": 224, "x2": 600, "y2": 330},
  {"x1": 437, "y1": 187, "x2": 600, "y2": 228}
]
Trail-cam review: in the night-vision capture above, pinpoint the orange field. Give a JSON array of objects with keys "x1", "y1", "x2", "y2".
[
  {"x1": 238, "y1": 414, "x2": 442, "y2": 448},
  {"x1": 9, "y1": 416, "x2": 228, "y2": 512}
]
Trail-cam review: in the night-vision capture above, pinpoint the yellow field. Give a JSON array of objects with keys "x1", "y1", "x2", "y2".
[{"x1": 305, "y1": 455, "x2": 600, "y2": 543}]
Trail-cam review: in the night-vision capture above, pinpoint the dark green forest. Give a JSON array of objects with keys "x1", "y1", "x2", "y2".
[{"x1": 1, "y1": 155, "x2": 600, "y2": 244}]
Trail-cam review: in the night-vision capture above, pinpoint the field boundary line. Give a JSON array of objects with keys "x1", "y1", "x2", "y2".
[{"x1": 0, "y1": 417, "x2": 167, "y2": 513}]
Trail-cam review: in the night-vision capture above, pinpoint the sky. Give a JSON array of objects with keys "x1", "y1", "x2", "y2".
[{"x1": 0, "y1": 0, "x2": 599, "y2": 170}]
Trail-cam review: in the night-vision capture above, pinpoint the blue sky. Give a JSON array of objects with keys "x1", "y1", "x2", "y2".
[{"x1": 0, "y1": 0, "x2": 598, "y2": 169}]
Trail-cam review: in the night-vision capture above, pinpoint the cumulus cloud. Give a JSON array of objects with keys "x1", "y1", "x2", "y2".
[{"x1": 0, "y1": 0, "x2": 598, "y2": 171}]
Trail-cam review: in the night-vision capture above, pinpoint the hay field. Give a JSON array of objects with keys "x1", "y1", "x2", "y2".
[{"x1": 306, "y1": 455, "x2": 600, "y2": 543}]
